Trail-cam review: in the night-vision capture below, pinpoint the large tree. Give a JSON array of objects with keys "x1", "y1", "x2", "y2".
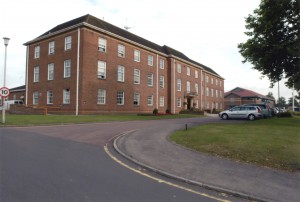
[{"x1": 238, "y1": 0, "x2": 300, "y2": 93}]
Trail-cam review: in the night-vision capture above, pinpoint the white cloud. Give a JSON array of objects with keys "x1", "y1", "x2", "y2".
[{"x1": 0, "y1": 0, "x2": 294, "y2": 100}]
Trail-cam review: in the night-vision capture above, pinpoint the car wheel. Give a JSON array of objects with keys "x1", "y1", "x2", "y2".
[
  {"x1": 221, "y1": 114, "x2": 228, "y2": 120},
  {"x1": 248, "y1": 114, "x2": 255, "y2": 121}
]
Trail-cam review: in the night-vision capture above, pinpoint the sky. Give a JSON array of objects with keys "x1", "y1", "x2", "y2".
[{"x1": 0, "y1": 0, "x2": 295, "y2": 101}]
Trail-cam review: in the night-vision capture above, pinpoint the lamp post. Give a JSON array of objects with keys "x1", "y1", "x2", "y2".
[{"x1": 2, "y1": 37, "x2": 10, "y2": 125}]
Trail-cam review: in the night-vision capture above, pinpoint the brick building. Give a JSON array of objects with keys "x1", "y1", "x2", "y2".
[
  {"x1": 24, "y1": 14, "x2": 224, "y2": 115},
  {"x1": 224, "y1": 87, "x2": 275, "y2": 109}
]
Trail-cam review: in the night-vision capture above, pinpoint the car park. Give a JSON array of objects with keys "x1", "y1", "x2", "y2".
[{"x1": 219, "y1": 105, "x2": 262, "y2": 121}]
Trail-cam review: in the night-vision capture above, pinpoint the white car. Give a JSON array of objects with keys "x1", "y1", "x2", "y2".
[{"x1": 219, "y1": 106, "x2": 262, "y2": 121}]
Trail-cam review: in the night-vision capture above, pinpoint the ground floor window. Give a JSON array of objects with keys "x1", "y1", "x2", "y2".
[
  {"x1": 133, "y1": 93, "x2": 140, "y2": 106},
  {"x1": 63, "y1": 89, "x2": 70, "y2": 104},
  {"x1": 33, "y1": 91, "x2": 39, "y2": 105},
  {"x1": 97, "y1": 89, "x2": 106, "y2": 104},
  {"x1": 177, "y1": 97, "x2": 181, "y2": 107},
  {"x1": 147, "y1": 95, "x2": 153, "y2": 106},
  {"x1": 159, "y1": 96, "x2": 164, "y2": 107},
  {"x1": 47, "y1": 90, "x2": 53, "y2": 104},
  {"x1": 117, "y1": 91, "x2": 124, "y2": 105}
]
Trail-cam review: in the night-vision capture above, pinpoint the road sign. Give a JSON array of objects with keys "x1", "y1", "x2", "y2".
[{"x1": 0, "y1": 87, "x2": 10, "y2": 97}]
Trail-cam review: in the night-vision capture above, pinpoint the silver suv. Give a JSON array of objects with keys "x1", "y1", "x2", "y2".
[{"x1": 219, "y1": 106, "x2": 262, "y2": 121}]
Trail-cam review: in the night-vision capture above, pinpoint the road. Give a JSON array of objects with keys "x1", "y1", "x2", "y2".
[{"x1": 0, "y1": 118, "x2": 247, "y2": 202}]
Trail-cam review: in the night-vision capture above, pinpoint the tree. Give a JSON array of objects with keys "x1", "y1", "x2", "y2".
[
  {"x1": 266, "y1": 92, "x2": 275, "y2": 100},
  {"x1": 288, "y1": 97, "x2": 299, "y2": 106},
  {"x1": 238, "y1": 0, "x2": 300, "y2": 92},
  {"x1": 277, "y1": 96, "x2": 287, "y2": 107}
]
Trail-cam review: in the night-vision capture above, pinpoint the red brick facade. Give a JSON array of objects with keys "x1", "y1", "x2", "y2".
[{"x1": 25, "y1": 15, "x2": 224, "y2": 115}]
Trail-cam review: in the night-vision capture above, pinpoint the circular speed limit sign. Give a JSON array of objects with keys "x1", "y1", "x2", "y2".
[{"x1": 0, "y1": 87, "x2": 10, "y2": 97}]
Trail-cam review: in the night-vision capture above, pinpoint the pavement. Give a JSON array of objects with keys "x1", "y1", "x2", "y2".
[{"x1": 114, "y1": 119, "x2": 300, "y2": 202}]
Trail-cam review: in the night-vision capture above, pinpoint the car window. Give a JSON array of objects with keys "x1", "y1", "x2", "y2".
[
  {"x1": 231, "y1": 107, "x2": 240, "y2": 111},
  {"x1": 240, "y1": 107, "x2": 246, "y2": 110},
  {"x1": 246, "y1": 107, "x2": 255, "y2": 110}
]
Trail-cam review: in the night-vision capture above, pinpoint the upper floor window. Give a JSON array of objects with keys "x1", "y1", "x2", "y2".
[
  {"x1": 97, "y1": 60, "x2": 106, "y2": 79},
  {"x1": 216, "y1": 90, "x2": 218, "y2": 98},
  {"x1": 220, "y1": 80, "x2": 222, "y2": 87},
  {"x1": 118, "y1": 65, "x2": 125, "y2": 82},
  {"x1": 177, "y1": 64, "x2": 181, "y2": 73},
  {"x1": 65, "y1": 36, "x2": 72, "y2": 50},
  {"x1": 195, "y1": 70, "x2": 198, "y2": 78},
  {"x1": 98, "y1": 37, "x2": 107, "y2": 52},
  {"x1": 187, "y1": 81, "x2": 191, "y2": 92},
  {"x1": 64, "y1": 60, "x2": 71, "y2": 78},
  {"x1": 195, "y1": 83, "x2": 199, "y2": 94},
  {"x1": 134, "y1": 50, "x2": 140, "y2": 62},
  {"x1": 216, "y1": 79, "x2": 218, "y2": 86},
  {"x1": 34, "y1": 66, "x2": 39, "y2": 82},
  {"x1": 159, "y1": 76, "x2": 164, "y2": 88},
  {"x1": 206, "y1": 87, "x2": 209, "y2": 96},
  {"x1": 48, "y1": 63, "x2": 54, "y2": 80},
  {"x1": 211, "y1": 77, "x2": 214, "y2": 84},
  {"x1": 148, "y1": 55, "x2": 153, "y2": 66},
  {"x1": 211, "y1": 88, "x2": 214, "y2": 97},
  {"x1": 147, "y1": 73, "x2": 153, "y2": 86},
  {"x1": 134, "y1": 69, "x2": 140, "y2": 84},
  {"x1": 34, "y1": 46, "x2": 40, "y2": 59},
  {"x1": 118, "y1": 44, "x2": 125, "y2": 57},
  {"x1": 63, "y1": 89, "x2": 70, "y2": 104},
  {"x1": 97, "y1": 89, "x2": 106, "y2": 104},
  {"x1": 177, "y1": 79, "x2": 181, "y2": 91},
  {"x1": 160, "y1": 59, "x2": 164, "y2": 69},
  {"x1": 187, "y1": 67, "x2": 190, "y2": 76},
  {"x1": 48, "y1": 41, "x2": 55, "y2": 55},
  {"x1": 206, "y1": 75, "x2": 209, "y2": 83}
]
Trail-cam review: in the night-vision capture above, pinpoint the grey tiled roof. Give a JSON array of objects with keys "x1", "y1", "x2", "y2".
[{"x1": 33, "y1": 14, "x2": 221, "y2": 77}]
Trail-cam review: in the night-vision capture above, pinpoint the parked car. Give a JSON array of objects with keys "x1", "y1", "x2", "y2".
[
  {"x1": 219, "y1": 106, "x2": 262, "y2": 121},
  {"x1": 243, "y1": 103, "x2": 272, "y2": 118}
]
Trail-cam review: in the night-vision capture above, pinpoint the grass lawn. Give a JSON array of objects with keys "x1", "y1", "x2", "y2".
[
  {"x1": 170, "y1": 117, "x2": 300, "y2": 172},
  {"x1": 2, "y1": 114, "x2": 199, "y2": 126}
]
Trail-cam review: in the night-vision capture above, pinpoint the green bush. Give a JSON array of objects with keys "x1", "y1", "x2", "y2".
[{"x1": 277, "y1": 112, "x2": 292, "y2": 118}]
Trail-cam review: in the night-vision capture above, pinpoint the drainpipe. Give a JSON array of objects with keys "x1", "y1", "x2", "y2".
[
  {"x1": 156, "y1": 54, "x2": 158, "y2": 109},
  {"x1": 76, "y1": 28, "x2": 80, "y2": 116},
  {"x1": 25, "y1": 46, "x2": 29, "y2": 105},
  {"x1": 173, "y1": 58, "x2": 176, "y2": 114}
]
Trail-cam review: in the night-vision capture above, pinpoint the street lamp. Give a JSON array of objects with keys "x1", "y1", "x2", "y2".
[{"x1": 2, "y1": 37, "x2": 10, "y2": 125}]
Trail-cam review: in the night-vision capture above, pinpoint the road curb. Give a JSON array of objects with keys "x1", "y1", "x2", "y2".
[{"x1": 112, "y1": 130, "x2": 269, "y2": 202}]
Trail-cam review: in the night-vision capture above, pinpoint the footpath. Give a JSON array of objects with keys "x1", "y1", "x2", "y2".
[{"x1": 114, "y1": 122, "x2": 300, "y2": 202}]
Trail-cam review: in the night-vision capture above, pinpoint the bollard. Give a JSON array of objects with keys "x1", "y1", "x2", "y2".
[{"x1": 185, "y1": 123, "x2": 188, "y2": 130}]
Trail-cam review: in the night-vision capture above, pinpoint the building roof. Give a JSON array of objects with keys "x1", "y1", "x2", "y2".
[
  {"x1": 224, "y1": 87, "x2": 275, "y2": 100},
  {"x1": 26, "y1": 14, "x2": 221, "y2": 77},
  {"x1": 10, "y1": 85, "x2": 26, "y2": 92}
]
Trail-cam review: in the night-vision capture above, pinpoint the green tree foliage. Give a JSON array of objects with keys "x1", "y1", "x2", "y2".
[
  {"x1": 266, "y1": 92, "x2": 275, "y2": 100},
  {"x1": 277, "y1": 96, "x2": 287, "y2": 107},
  {"x1": 288, "y1": 97, "x2": 300, "y2": 106},
  {"x1": 238, "y1": 0, "x2": 300, "y2": 92}
]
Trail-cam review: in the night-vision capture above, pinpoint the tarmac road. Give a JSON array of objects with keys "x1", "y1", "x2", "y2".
[{"x1": 0, "y1": 117, "x2": 247, "y2": 202}]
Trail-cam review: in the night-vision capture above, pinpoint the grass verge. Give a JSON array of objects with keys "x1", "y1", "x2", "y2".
[
  {"x1": 2, "y1": 114, "x2": 200, "y2": 126},
  {"x1": 170, "y1": 117, "x2": 300, "y2": 172}
]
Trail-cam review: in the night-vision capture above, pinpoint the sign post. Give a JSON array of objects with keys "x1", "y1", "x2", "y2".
[{"x1": 0, "y1": 87, "x2": 10, "y2": 125}]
